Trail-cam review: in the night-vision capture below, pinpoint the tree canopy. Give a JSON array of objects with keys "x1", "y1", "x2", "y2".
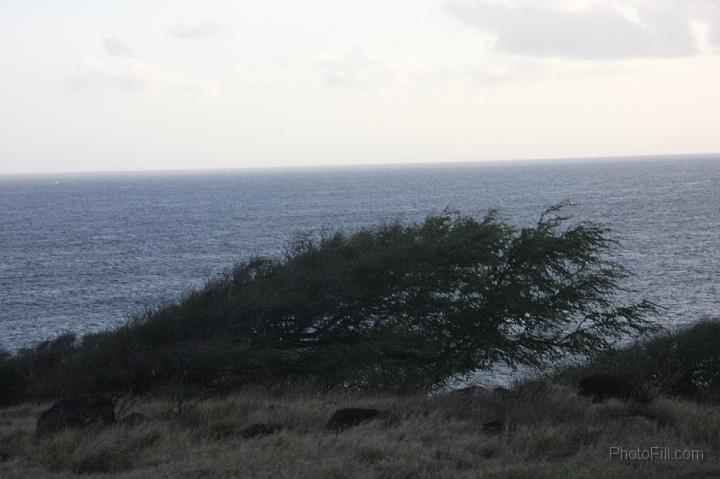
[
  {"x1": 0, "y1": 204, "x2": 658, "y2": 400},
  {"x1": 214, "y1": 203, "x2": 657, "y2": 390}
]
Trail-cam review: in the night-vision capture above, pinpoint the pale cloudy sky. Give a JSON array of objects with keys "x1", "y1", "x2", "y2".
[{"x1": 1, "y1": 0, "x2": 719, "y2": 174}]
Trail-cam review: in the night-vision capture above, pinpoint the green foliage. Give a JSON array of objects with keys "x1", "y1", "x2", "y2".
[
  {"x1": 202, "y1": 203, "x2": 655, "y2": 390},
  {"x1": 1, "y1": 204, "x2": 657, "y2": 398},
  {"x1": 560, "y1": 317, "x2": 720, "y2": 401},
  {"x1": 0, "y1": 351, "x2": 26, "y2": 405},
  {"x1": 0, "y1": 334, "x2": 77, "y2": 402}
]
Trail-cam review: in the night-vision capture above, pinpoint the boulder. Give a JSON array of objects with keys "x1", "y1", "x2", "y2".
[
  {"x1": 119, "y1": 412, "x2": 151, "y2": 428},
  {"x1": 578, "y1": 375, "x2": 636, "y2": 403},
  {"x1": 36, "y1": 394, "x2": 115, "y2": 436},
  {"x1": 236, "y1": 423, "x2": 282, "y2": 439},
  {"x1": 325, "y1": 408, "x2": 398, "y2": 432},
  {"x1": 481, "y1": 419, "x2": 504, "y2": 436}
]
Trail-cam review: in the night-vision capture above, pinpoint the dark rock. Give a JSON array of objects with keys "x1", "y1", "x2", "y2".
[
  {"x1": 578, "y1": 375, "x2": 636, "y2": 403},
  {"x1": 119, "y1": 412, "x2": 151, "y2": 428},
  {"x1": 325, "y1": 408, "x2": 399, "y2": 432},
  {"x1": 0, "y1": 449, "x2": 11, "y2": 462},
  {"x1": 236, "y1": 423, "x2": 282, "y2": 439},
  {"x1": 450, "y1": 386, "x2": 486, "y2": 397},
  {"x1": 36, "y1": 394, "x2": 115, "y2": 436},
  {"x1": 481, "y1": 419, "x2": 504, "y2": 436},
  {"x1": 267, "y1": 403, "x2": 290, "y2": 412},
  {"x1": 479, "y1": 445, "x2": 500, "y2": 459}
]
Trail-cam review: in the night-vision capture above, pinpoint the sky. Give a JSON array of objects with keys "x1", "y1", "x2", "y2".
[{"x1": 1, "y1": 0, "x2": 720, "y2": 174}]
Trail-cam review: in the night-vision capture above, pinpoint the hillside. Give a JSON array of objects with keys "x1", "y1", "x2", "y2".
[{"x1": 1, "y1": 379, "x2": 719, "y2": 478}]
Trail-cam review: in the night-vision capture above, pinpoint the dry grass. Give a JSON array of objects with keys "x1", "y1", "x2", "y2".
[{"x1": 2, "y1": 381, "x2": 720, "y2": 478}]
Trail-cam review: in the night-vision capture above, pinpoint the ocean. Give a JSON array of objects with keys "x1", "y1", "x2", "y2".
[{"x1": 1, "y1": 155, "x2": 719, "y2": 352}]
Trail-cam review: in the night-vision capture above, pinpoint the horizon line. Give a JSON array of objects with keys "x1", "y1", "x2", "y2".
[{"x1": 1, "y1": 151, "x2": 719, "y2": 177}]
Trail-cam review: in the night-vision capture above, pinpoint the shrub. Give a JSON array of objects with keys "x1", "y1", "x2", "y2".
[
  {"x1": 559, "y1": 317, "x2": 720, "y2": 401},
  {"x1": 0, "y1": 351, "x2": 26, "y2": 405},
  {"x1": 0, "y1": 334, "x2": 77, "y2": 401}
]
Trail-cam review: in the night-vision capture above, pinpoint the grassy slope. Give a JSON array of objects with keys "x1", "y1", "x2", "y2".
[{"x1": 2, "y1": 380, "x2": 720, "y2": 479}]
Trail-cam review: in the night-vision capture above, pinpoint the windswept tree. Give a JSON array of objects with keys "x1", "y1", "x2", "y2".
[
  {"x1": 1, "y1": 203, "x2": 658, "y2": 397},
  {"x1": 212, "y1": 202, "x2": 657, "y2": 390}
]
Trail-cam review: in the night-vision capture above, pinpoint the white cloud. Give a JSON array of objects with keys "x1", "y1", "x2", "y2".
[
  {"x1": 65, "y1": 39, "x2": 196, "y2": 93},
  {"x1": 170, "y1": 18, "x2": 223, "y2": 39},
  {"x1": 102, "y1": 37, "x2": 135, "y2": 58},
  {"x1": 468, "y1": 57, "x2": 541, "y2": 85},
  {"x1": 69, "y1": 57, "x2": 200, "y2": 93},
  {"x1": 319, "y1": 48, "x2": 446, "y2": 88},
  {"x1": 699, "y1": 1, "x2": 720, "y2": 48},
  {"x1": 444, "y1": 0, "x2": 703, "y2": 60},
  {"x1": 319, "y1": 48, "x2": 389, "y2": 87}
]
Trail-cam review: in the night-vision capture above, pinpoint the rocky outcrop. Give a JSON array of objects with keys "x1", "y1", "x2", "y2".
[
  {"x1": 481, "y1": 419, "x2": 504, "y2": 435},
  {"x1": 119, "y1": 412, "x2": 151, "y2": 428},
  {"x1": 36, "y1": 394, "x2": 115, "y2": 436},
  {"x1": 578, "y1": 375, "x2": 637, "y2": 403},
  {"x1": 325, "y1": 408, "x2": 399, "y2": 432}
]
